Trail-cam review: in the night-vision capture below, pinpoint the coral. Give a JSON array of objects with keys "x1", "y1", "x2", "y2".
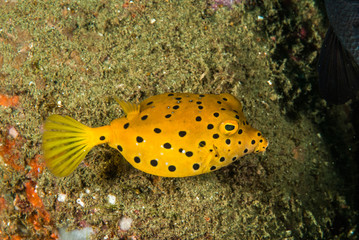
[
  {"x1": 0, "y1": 133, "x2": 57, "y2": 239},
  {"x1": 0, "y1": 94, "x2": 19, "y2": 108}
]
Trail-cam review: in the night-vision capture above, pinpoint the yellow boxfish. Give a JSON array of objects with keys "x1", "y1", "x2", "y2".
[{"x1": 42, "y1": 93, "x2": 268, "y2": 177}]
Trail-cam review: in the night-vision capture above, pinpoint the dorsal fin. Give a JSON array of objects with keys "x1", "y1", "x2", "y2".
[{"x1": 114, "y1": 97, "x2": 140, "y2": 120}]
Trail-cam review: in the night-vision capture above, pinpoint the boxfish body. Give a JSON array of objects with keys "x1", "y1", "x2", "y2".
[{"x1": 43, "y1": 93, "x2": 268, "y2": 177}]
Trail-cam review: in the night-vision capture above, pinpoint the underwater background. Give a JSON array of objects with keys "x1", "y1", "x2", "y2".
[{"x1": 0, "y1": 0, "x2": 358, "y2": 239}]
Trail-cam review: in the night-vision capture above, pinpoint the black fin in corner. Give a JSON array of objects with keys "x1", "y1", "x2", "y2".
[{"x1": 318, "y1": 27, "x2": 359, "y2": 104}]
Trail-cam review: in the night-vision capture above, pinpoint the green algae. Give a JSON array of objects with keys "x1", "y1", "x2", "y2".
[{"x1": 0, "y1": 0, "x2": 358, "y2": 239}]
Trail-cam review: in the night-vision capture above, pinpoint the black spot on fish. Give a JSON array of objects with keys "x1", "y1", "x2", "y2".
[
  {"x1": 173, "y1": 105, "x2": 179, "y2": 109},
  {"x1": 244, "y1": 149, "x2": 248, "y2": 153},
  {"x1": 222, "y1": 97, "x2": 228, "y2": 101},
  {"x1": 163, "y1": 143, "x2": 171, "y2": 149},
  {"x1": 193, "y1": 163, "x2": 200, "y2": 170},
  {"x1": 168, "y1": 93, "x2": 174, "y2": 96},
  {"x1": 141, "y1": 115, "x2": 148, "y2": 120},
  {"x1": 226, "y1": 139, "x2": 231, "y2": 145},
  {"x1": 207, "y1": 124, "x2": 214, "y2": 130},
  {"x1": 117, "y1": 145, "x2": 123, "y2": 152},
  {"x1": 136, "y1": 136, "x2": 143, "y2": 143},
  {"x1": 186, "y1": 151, "x2": 193, "y2": 157},
  {"x1": 199, "y1": 141, "x2": 206, "y2": 147},
  {"x1": 238, "y1": 129, "x2": 243, "y2": 134},
  {"x1": 179, "y1": 131, "x2": 187, "y2": 137},
  {"x1": 168, "y1": 165, "x2": 176, "y2": 172},
  {"x1": 154, "y1": 128, "x2": 161, "y2": 133},
  {"x1": 213, "y1": 133, "x2": 219, "y2": 139},
  {"x1": 220, "y1": 157, "x2": 225, "y2": 162},
  {"x1": 147, "y1": 101, "x2": 153, "y2": 105},
  {"x1": 251, "y1": 140, "x2": 256, "y2": 144},
  {"x1": 217, "y1": 101, "x2": 222, "y2": 104},
  {"x1": 196, "y1": 116, "x2": 202, "y2": 121},
  {"x1": 165, "y1": 114, "x2": 171, "y2": 118},
  {"x1": 134, "y1": 156, "x2": 140, "y2": 163},
  {"x1": 213, "y1": 112, "x2": 219, "y2": 117},
  {"x1": 124, "y1": 123, "x2": 130, "y2": 129},
  {"x1": 100, "y1": 136, "x2": 105, "y2": 141},
  {"x1": 210, "y1": 166, "x2": 216, "y2": 171},
  {"x1": 198, "y1": 106, "x2": 203, "y2": 110},
  {"x1": 150, "y1": 159, "x2": 158, "y2": 167}
]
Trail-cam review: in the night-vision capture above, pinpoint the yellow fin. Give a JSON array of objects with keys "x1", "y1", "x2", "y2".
[
  {"x1": 114, "y1": 97, "x2": 140, "y2": 120},
  {"x1": 42, "y1": 115, "x2": 110, "y2": 177}
]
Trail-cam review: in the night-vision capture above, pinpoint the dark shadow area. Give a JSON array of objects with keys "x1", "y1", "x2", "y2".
[
  {"x1": 317, "y1": 100, "x2": 359, "y2": 234},
  {"x1": 264, "y1": 0, "x2": 359, "y2": 236}
]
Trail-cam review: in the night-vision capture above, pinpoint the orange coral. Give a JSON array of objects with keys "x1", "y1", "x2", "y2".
[
  {"x1": 0, "y1": 197, "x2": 6, "y2": 212},
  {"x1": 0, "y1": 94, "x2": 19, "y2": 107},
  {"x1": 0, "y1": 138, "x2": 24, "y2": 171},
  {"x1": 27, "y1": 212, "x2": 43, "y2": 231},
  {"x1": 25, "y1": 181, "x2": 50, "y2": 224},
  {"x1": 27, "y1": 155, "x2": 45, "y2": 178},
  {"x1": 10, "y1": 235, "x2": 23, "y2": 240},
  {"x1": 0, "y1": 123, "x2": 58, "y2": 239}
]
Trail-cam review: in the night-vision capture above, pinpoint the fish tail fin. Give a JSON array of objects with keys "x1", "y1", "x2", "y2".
[
  {"x1": 318, "y1": 27, "x2": 359, "y2": 104},
  {"x1": 42, "y1": 114, "x2": 111, "y2": 177}
]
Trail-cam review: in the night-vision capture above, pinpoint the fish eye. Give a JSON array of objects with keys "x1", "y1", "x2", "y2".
[
  {"x1": 220, "y1": 120, "x2": 238, "y2": 135},
  {"x1": 225, "y1": 124, "x2": 235, "y2": 131}
]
